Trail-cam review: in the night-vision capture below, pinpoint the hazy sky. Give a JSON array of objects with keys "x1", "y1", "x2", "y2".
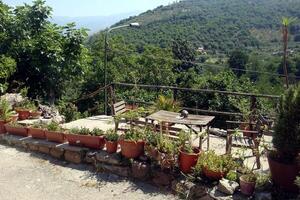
[{"x1": 3, "y1": 0, "x2": 176, "y2": 17}]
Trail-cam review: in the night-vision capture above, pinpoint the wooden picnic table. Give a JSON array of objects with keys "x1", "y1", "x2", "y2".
[{"x1": 145, "y1": 110, "x2": 215, "y2": 150}]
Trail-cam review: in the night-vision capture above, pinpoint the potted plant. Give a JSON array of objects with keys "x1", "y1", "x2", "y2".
[
  {"x1": 5, "y1": 121, "x2": 28, "y2": 137},
  {"x1": 119, "y1": 128, "x2": 145, "y2": 159},
  {"x1": 195, "y1": 151, "x2": 236, "y2": 180},
  {"x1": 45, "y1": 122, "x2": 66, "y2": 143},
  {"x1": 105, "y1": 129, "x2": 119, "y2": 153},
  {"x1": 267, "y1": 84, "x2": 300, "y2": 192},
  {"x1": 0, "y1": 99, "x2": 14, "y2": 134},
  {"x1": 15, "y1": 99, "x2": 36, "y2": 120},
  {"x1": 66, "y1": 127, "x2": 105, "y2": 149},
  {"x1": 240, "y1": 173, "x2": 257, "y2": 196},
  {"x1": 178, "y1": 130, "x2": 201, "y2": 174},
  {"x1": 28, "y1": 122, "x2": 46, "y2": 139},
  {"x1": 144, "y1": 128, "x2": 160, "y2": 160},
  {"x1": 156, "y1": 135, "x2": 178, "y2": 170},
  {"x1": 30, "y1": 108, "x2": 42, "y2": 119}
]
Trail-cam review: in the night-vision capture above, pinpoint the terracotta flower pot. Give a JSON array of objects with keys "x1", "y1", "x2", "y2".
[
  {"x1": 105, "y1": 140, "x2": 118, "y2": 153},
  {"x1": 66, "y1": 134, "x2": 105, "y2": 149},
  {"x1": 45, "y1": 130, "x2": 66, "y2": 143},
  {"x1": 16, "y1": 109, "x2": 31, "y2": 120},
  {"x1": 119, "y1": 139, "x2": 144, "y2": 159},
  {"x1": 11, "y1": 115, "x2": 18, "y2": 122},
  {"x1": 267, "y1": 153, "x2": 299, "y2": 192},
  {"x1": 28, "y1": 127, "x2": 46, "y2": 139},
  {"x1": 179, "y1": 148, "x2": 201, "y2": 174},
  {"x1": 0, "y1": 120, "x2": 7, "y2": 134},
  {"x1": 145, "y1": 144, "x2": 159, "y2": 160},
  {"x1": 203, "y1": 166, "x2": 226, "y2": 180},
  {"x1": 30, "y1": 111, "x2": 42, "y2": 119},
  {"x1": 240, "y1": 175, "x2": 256, "y2": 196},
  {"x1": 4, "y1": 124, "x2": 28, "y2": 137}
]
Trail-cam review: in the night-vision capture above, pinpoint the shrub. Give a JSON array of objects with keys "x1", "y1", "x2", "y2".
[{"x1": 272, "y1": 84, "x2": 300, "y2": 159}]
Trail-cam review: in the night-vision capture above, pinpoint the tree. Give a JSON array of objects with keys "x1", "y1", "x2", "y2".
[
  {"x1": 228, "y1": 50, "x2": 249, "y2": 77},
  {"x1": 172, "y1": 38, "x2": 196, "y2": 72},
  {"x1": 2, "y1": 0, "x2": 90, "y2": 103}
]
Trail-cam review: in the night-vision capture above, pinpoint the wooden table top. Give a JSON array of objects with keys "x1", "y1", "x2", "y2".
[{"x1": 146, "y1": 110, "x2": 215, "y2": 126}]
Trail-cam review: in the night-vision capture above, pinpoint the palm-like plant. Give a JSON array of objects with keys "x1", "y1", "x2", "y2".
[
  {"x1": 281, "y1": 17, "x2": 297, "y2": 88},
  {"x1": 153, "y1": 95, "x2": 181, "y2": 112}
]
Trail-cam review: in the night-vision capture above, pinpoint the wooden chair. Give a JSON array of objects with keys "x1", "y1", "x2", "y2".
[
  {"x1": 112, "y1": 101, "x2": 128, "y2": 116},
  {"x1": 112, "y1": 101, "x2": 147, "y2": 131},
  {"x1": 226, "y1": 114, "x2": 273, "y2": 169}
]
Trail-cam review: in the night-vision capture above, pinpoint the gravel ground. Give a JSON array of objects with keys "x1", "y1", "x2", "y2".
[{"x1": 0, "y1": 144, "x2": 176, "y2": 200}]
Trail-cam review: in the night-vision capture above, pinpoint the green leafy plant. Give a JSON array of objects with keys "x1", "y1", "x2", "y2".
[
  {"x1": 0, "y1": 99, "x2": 14, "y2": 121},
  {"x1": 144, "y1": 127, "x2": 159, "y2": 147},
  {"x1": 152, "y1": 95, "x2": 181, "y2": 112},
  {"x1": 90, "y1": 128, "x2": 104, "y2": 136},
  {"x1": 105, "y1": 129, "x2": 119, "y2": 142},
  {"x1": 7, "y1": 121, "x2": 25, "y2": 128},
  {"x1": 46, "y1": 122, "x2": 63, "y2": 132},
  {"x1": 31, "y1": 122, "x2": 46, "y2": 129},
  {"x1": 241, "y1": 173, "x2": 257, "y2": 183},
  {"x1": 122, "y1": 128, "x2": 145, "y2": 142},
  {"x1": 256, "y1": 173, "x2": 270, "y2": 189},
  {"x1": 226, "y1": 170, "x2": 238, "y2": 181},
  {"x1": 272, "y1": 84, "x2": 300, "y2": 161},
  {"x1": 69, "y1": 127, "x2": 91, "y2": 135},
  {"x1": 178, "y1": 130, "x2": 194, "y2": 153},
  {"x1": 195, "y1": 151, "x2": 236, "y2": 175},
  {"x1": 15, "y1": 99, "x2": 36, "y2": 110}
]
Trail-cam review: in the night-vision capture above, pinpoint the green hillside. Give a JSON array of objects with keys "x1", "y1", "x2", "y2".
[{"x1": 99, "y1": 0, "x2": 300, "y2": 52}]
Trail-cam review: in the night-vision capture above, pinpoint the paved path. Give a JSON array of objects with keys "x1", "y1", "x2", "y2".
[{"x1": 0, "y1": 144, "x2": 175, "y2": 200}]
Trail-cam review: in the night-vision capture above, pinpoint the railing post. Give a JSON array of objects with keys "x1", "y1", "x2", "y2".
[
  {"x1": 173, "y1": 89, "x2": 178, "y2": 101},
  {"x1": 250, "y1": 96, "x2": 257, "y2": 130}
]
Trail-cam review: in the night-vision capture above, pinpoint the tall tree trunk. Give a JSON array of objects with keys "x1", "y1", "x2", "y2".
[{"x1": 283, "y1": 26, "x2": 289, "y2": 88}]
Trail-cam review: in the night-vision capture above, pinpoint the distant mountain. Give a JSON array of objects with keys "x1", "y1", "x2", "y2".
[
  {"x1": 93, "y1": 0, "x2": 300, "y2": 52},
  {"x1": 51, "y1": 12, "x2": 140, "y2": 34}
]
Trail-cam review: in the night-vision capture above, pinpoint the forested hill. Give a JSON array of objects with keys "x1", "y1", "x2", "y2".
[{"x1": 92, "y1": 0, "x2": 300, "y2": 52}]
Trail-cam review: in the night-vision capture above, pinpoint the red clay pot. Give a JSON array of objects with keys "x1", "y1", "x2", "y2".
[
  {"x1": 16, "y1": 109, "x2": 31, "y2": 120},
  {"x1": 45, "y1": 130, "x2": 66, "y2": 143},
  {"x1": 267, "y1": 153, "x2": 299, "y2": 192},
  {"x1": 203, "y1": 166, "x2": 226, "y2": 180},
  {"x1": 30, "y1": 111, "x2": 42, "y2": 119},
  {"x1": 4, "y1": 124, "x2": 28, "y2": 137},
  {"x1": 28, "y1": 127, "x2": 46, "y2": 139},
  {"x1": 66, "y1": 134, "x2": 105, "y2": 149},
  {"x1": 105, "y1": 140, "x2": 118, "y2": 153},
  {"x1": 119, "y1": 140, "x2": 144, "y2": 159},
  {"x1": 179, "y1": 148, "x2": 201, "y2": 174},
  {"x1": 0, "y1": 120, "x2": 7, "y2": 134},
  {"x1": 240, "y1": 175, "x2": 256, "y2": 196}
]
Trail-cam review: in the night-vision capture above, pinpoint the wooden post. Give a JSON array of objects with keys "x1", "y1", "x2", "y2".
[{"x1": 250, "y1": 96, "x2": 257, "y2": 131}]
